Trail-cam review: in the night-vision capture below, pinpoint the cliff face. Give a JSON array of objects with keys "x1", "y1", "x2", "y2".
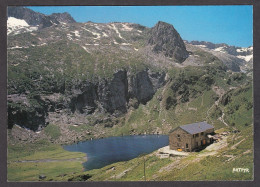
[
  {"x1": 8, "y1": 94, "x2": 49, "y2": 131},
  {"x1": 148, "y1": 21, "x2": 189, "y2": 63},
  {"x1": 8, "y1": 68, "x2": 166, "y2": 131},
  {"x1": 68, "y1": 69, "x2": 166, "y2": 115}
]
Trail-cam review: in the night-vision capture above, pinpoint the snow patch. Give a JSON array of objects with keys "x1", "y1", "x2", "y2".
[
  {"x1": 72, "y1": 30, "x2": 80, "y2": 37},
  {"x1": 121, "y1": 23, "x2": 133, "y2": 31},
  {"x1": 7, "y1": 17, "x2": 38, "y2": 35},
  {"x1": 121, "y1": 43, "x2": 131, "y2": 46},
  {"x1": 8, "y1": 46, "x2": 28, "y2": 49},
  {"x1": 95, "y1": 26, "x2": 102, "y2": 30},
  {"x1": 81, "y1": 46, "x2": 90, "y2": 53},
  {"x1": 67, "y1": 33, "x2": 73, "y2": 40},
  {"x1": 113, "y1": 40, "x2": 119, "y2": 45},
  {"x1": 236, "y1": 48, "x2": 247, "y2": 53},
  {"x1": 134, "y1": 48, "x2": 139, "y2": 51},
  {"x1": 214, "y1": 47, "x2": 225, "y2": 53},
  {"x1": 8, "y1": 17, "x2": 29, "y2": 27},
  {"x1": 82, "y1": 27, "x2": 101, "y2": 39},
  {"x1": 111, "y1": 23, "x2": 124, "y2": 39},
  {"x1": 39, "y1": 43, "x2": 47, "y2": 46},
  {"x1": 50, "y1": 20, "x2": 57, "y2": 26},
  {"x1": 237, "y1": 55, "x2": 253, "y2": 62},
  {"x1": 195, "y1": 45, "x2": 207, "y2": 48},
  {"x1": 236, "y1": 47, "x2": 253, "y2": 53},
  {"x1": 85, "y1": 43, "x2": 99, "y2": 46},
  {"x1": 102, "y1": 32, "x2": 108, "y2": 37}
]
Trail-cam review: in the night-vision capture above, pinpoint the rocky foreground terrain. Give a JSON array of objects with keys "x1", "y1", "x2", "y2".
[{"x1": 7, "y1": 7, "x2": 253, "y2": 144}]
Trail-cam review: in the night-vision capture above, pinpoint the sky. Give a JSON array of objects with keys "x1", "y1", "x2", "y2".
[{"x1": 28, "y1": 6, "x2": 253, "y2": 47}]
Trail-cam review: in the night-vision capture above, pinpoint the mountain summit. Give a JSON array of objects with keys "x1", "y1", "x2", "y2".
[
  {"x1": 148, "y1": 21, "x2": 189, "y2": 63},
  {"x1": 8, "y1": 7, "x2": 76, "y2": 29}
]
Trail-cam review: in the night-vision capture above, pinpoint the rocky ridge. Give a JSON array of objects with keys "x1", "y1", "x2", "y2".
[
  {"x1": 187, "y1": 40, "x2": 253, "y2": 72},
  {"x1": 8, "y1": 6, "x2": 75, "y2": 33},
  {"x1": 148, "y1": 21, "x2": 189, "y2": 63}
]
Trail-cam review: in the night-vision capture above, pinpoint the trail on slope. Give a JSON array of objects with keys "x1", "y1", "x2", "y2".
[
  {"x1": 9, "y1": 157, "x2": 87, "y2": 163},
  {"x1": 206, "y1": 86, "x2": 234, "y2": 127}
]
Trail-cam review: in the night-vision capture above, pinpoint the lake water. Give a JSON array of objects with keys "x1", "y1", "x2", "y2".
[{"x1": 63, "y1": 135, "x2": 169, "y2": 171}]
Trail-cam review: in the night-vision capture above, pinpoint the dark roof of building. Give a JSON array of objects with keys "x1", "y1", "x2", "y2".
[{"x1": 170, "y1": 122, "x2": 214, "y2": 134}]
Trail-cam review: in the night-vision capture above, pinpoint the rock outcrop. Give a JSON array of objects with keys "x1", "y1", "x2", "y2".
[
  {"x1": 8, "y1": 94, "x2": 49, "y2": 131},
  {"x1": 148, "y1": 21, "x2": 189, "y2": 63},
  {"x1": 69, "y1": 69, "x2": 166, "y2": 115}
]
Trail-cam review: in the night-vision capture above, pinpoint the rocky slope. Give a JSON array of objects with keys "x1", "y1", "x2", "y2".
[
  {"x1": 7, "y1": 7, "x2": 253, "y2": 144},
  {"x1": 148, "y1": 21, "x2": 189, "y2": 63},
  {"x1": 8, "y1": 6, "x2": 75, "y2": 35},
  {"x1": 187, "y1": 40, "x2": 253, "y2": 73}
]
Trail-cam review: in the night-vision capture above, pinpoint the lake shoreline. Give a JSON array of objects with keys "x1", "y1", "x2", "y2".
[
  {"x1": 63, "y1": 134, "x2": 169, "y2": 171},
  {"x1": 61, "y1": 133, "x2": 168, "y2": 146}
]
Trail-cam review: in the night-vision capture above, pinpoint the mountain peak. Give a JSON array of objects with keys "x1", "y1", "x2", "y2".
[
  {"x1": 156, "y1": 21, "x2": 172, "y2": 26},
  {"x1": 8, "y1": 7, "x2": 76, "y2": 29},
  {"x1": 148, "y1": 21, "x2": 189, "y2": 63},
  {"x1": 49, "y1": 12, "x2": 76, "y2": 23}
]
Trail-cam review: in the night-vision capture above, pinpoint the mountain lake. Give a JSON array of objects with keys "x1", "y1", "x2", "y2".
[{"x1": 63, "y1": 135, "x2": 169, "y2": 171}]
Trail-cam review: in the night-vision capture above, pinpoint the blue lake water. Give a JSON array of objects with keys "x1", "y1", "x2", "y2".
[{"x1": 63, "y1": 135, "x2": 169, "y2": 171}]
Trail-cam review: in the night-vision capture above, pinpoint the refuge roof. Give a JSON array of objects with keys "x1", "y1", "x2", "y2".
[{"x1": 170, "y1": 122, "x2": 214, "y2": 134}]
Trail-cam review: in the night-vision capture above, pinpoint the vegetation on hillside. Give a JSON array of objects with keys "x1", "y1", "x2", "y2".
[
  {"x1": 7, "y1": 139, "x2": 86, "y2": 181},
  {"x1": 7, "y1": 18, "x2": 253, "y2": 181}
]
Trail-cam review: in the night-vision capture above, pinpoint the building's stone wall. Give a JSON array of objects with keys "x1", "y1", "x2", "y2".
[
  {"x1": 169, "y1": 127, "x2": 214, "y2": 152},
  {"x1": 169, "y1": 128, "x2": 192, "y2": 152},
  {"x1": 190, "y1": 128, "x2": 214, "y2": 151}
]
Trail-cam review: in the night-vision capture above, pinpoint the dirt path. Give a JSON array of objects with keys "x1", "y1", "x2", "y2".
[
  {"x1": 9, "y1": 156, "x2": 87, "y2": 163},
  {"x1": 206, "y1": 87, "x2": 224, "y2": 124},
  {"x1": 206, "y1": 86, "x2": 237, "y2": 127},
  {"x1": 219, "y1": 112, "x2": 229, "y2": 127}
]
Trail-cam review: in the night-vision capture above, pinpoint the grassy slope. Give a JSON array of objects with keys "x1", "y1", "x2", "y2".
[
  {"x1": 7, "y1": 139, "x2": 86, "y2": 181},
  {"x1": 51, "y1": 81, "x2": 253, "y2": 181},
  {"x1": 8, "y1": 63, "x2": 253, "y2": 181},
  {"x1": 7, "y1": 26, "x2": 253, "y2": 181},
  {"x1": 7, "y1": 65, "x2": 253, "y2": 181},
  {"x1": 111, "y1": 64, "x2": 239, "y2": 136}
]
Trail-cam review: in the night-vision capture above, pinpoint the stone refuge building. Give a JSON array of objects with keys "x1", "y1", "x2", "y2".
[{"x1": 169, "y1": 122, "x2": 214, "y2": 152}]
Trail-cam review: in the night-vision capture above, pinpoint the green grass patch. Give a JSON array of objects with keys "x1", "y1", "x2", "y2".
[
  {"x1": 44, "y1": 124, "x2": 61, "y2": 140},
  {"x1": 8, "y1": 139, "x2": 86, "y2": 181},
  {"x1": 8, "y1": 161, "x2": 84, "y2": 182}
]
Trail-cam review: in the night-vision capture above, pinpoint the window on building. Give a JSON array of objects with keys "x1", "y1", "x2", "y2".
[
  {"x1": 177, "y1": 134, "x2": 181, "y2": 140},
  {"x1": 195, "y1": 133, "x2": 199, "y2": 137},
  {"x1": 201, "y1": 132, "x2": 204, "y2": 136},
  {"x1": 186, "y1": 143, "x2": 188, "y2": 148}
]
